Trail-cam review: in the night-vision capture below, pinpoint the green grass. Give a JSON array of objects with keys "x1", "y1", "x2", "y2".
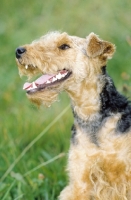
[{"x1": 0, "y1": 0, "x2": 131, "y2": 199}]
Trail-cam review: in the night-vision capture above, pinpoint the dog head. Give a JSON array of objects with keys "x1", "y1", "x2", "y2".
[{"x1": 16, "y1": 31, "x2": 115, "y2": 107}]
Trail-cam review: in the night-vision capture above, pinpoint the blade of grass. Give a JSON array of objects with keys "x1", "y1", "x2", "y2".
[
  {"x1": 1, "y1": 181, "x2": 16, "y2": 200},
  {"x1": 24, "y1": 152, "x2": 65, "y2": 177},
  {"x1": 1, "y1": 105, "x2": 70, "y2": 182},
  {"x1": 14, "y1": 194, "x2": 24, "y2": 200}
]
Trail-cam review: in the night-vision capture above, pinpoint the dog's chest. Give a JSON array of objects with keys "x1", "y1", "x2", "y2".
[{"x1": 68, "y1": 126, "x2": 131, "y2": 194}]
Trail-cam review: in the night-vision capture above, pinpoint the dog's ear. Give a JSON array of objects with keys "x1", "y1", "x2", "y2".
[{"x1": 86, "y1": 33, "x2": 115, "y2": 59}]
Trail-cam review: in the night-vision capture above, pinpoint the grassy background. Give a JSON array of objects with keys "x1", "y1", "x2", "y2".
[{"x1": 0, "y1": 0, "x2": 131, "y2": 199}]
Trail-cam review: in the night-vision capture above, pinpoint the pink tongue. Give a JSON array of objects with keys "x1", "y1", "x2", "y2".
[
  {"x1": 23, "y1": 74, "x2": 54, "y2": 90},
  {"x1": 35, "y1": 74, "x2": 54, "y2": 84}
]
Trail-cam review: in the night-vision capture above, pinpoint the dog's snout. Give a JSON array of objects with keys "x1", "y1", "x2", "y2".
[{"x1": 15, "y1": 47, "x2": 26, "y2": 59}]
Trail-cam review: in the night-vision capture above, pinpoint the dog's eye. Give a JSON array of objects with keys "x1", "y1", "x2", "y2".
[{"x1": 59, "y1": 44, "x2": 70, "y2": 50}]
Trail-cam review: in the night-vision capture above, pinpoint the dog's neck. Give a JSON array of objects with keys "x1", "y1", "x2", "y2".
[
  {"x1": 66, "y1": 72, "x2": 105, "y2": 120},
  {"x1": 68, "y1": 67, "x2": 131, "y2": 143},
  {"x1": 66, "y1": 70, "x2": 105, "y2": 144}
]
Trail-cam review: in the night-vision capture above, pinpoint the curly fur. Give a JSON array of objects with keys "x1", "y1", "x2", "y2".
[{"x1": 16, "y1": 31, "x2": 131, "y2": 199}]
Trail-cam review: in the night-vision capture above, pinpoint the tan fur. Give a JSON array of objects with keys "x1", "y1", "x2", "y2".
[
  {"x1": 16, "y1": 31, "x2": 131, "y2": 199},
  {"x1": 62, "y1": 114, "x2": 131, "y2": 200},
  {"x1": 16, "y1": 31, "x2": 115, "y2": 114}
]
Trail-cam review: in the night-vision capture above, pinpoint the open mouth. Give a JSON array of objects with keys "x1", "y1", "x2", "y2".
[{"x1": 23, "y1": 69, "x2": 72, "y2": 94}]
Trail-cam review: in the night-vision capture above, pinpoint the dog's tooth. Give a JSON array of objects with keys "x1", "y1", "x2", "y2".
[
  {"x1": 25, "y1": 65, "x2": 28, "y2": 69},
  {"x1": 52, "y1": 77, "x2": 57, "y2": 82},
  {"x1": 46, "y1": 80, "x2": 51, "y2": 84},
  {"x1": 32, "y1": 82, "x2": 37, "y2": 89},
  {"x1": 50, "y1": 78, "x2": 53, "y2": 82},
  {"x1": 27, "y1": 87, "x2": 31, "y2": 91},
  {"x1": 62, "y1": 72, "x2": 68, "y2": 77},
  {"x1": 61, "y1": 74, "x2": 66, "y2": 78},
  {"x1": 56, "y1": 73, "x2": 62, "y2": 79}
]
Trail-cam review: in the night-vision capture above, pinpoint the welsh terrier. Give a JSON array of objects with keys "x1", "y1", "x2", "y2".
[{"x1": 16, "y1": 31, "x2": 131, "y2": 200}]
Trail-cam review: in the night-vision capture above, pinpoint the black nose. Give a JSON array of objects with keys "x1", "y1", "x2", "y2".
[{"x1": 15, "y1": 47, "x2": 26, "y2": 59}]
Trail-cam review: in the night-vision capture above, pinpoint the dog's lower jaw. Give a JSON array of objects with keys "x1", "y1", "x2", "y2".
[{"x1": 27, "y1": 89, "x2": 59, "y2": 107}]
